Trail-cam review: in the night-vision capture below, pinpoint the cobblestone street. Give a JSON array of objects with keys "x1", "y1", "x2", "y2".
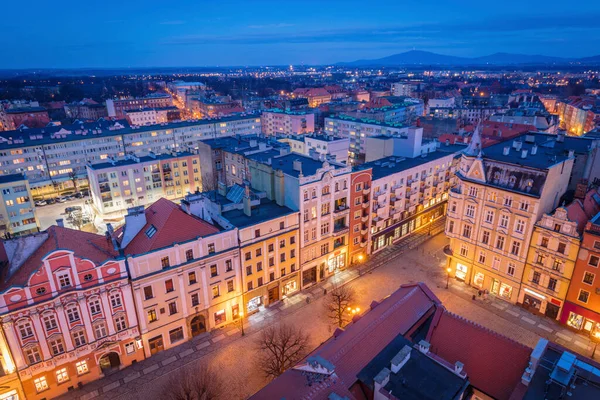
[{"x1": 58, "y1": 221, "x2": 598, "y2": 400}]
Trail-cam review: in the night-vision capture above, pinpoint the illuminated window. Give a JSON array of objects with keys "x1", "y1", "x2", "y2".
[
  {"x1": 56, "y1": 367, "x2": 69, "y2": 383},
  {"x1": 34, "y1": 376, "x2": 48, "y2": 393},
  {"x1": 76, "y1": 360, "x2": 89, "y2": 375}
]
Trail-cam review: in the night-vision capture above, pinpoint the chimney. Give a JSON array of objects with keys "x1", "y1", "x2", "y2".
[
  {"x1": 373, "y1": 368, "x2": 391, "y2": 397},
  {"x1": 568, "y1": 149, "x2": 575, "y2": 158},
  {"x1": 454, "y1": 361, "x2": 464, "y2": 375},
  {"x1": 55, "y1": 218, "x2": 64, "y2": 227},
  {"x1": 120, "y1": 206, "x2": 147, "y2": 249},
  {"x1": 445, "y1": 139, "x2": 450, "y2": 146},
  {"x1": 418, "y1": 340, "x2": 430, "y2": 354},
  {"x1": 521, "y1": 149, "x2": 528, "y2": 159},
  {"x1": 181, "y1": 192, "x2": 206, "y2": 219},
  {"x1": 503, "y1": 146, "x2": 510, "y2": 156},
  {"x1": 105, "y1": 223, "x2": 120, "y2": 251},
  {"x1": 293, "y1": 159, "x2": 302, "y2": 172},
  {"x1": 390, "y1": 345, "x2": 412, "y2": 373},
  {"x1": 243, "y1": 185, "x2": 252, "y2": 217},
  {"x1": 217, "y1": 181, "x2": 227, "y2": 197},
  {"x1": 531, "y1": 144, "x2": 538, "y2": 155},
  {"x1": 557, "y1": 132, "x2": 565, "y2": 142},
  {"x1": 515, "y1": 141, "x2": 523, "y2": 151}
]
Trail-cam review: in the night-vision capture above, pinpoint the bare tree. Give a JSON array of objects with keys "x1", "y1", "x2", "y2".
[
  {"x1": 256, "y1": 323, "x2": 310, "y2": 379},
  {"x1": 68, "y1": 170, "x2": 79, "y2": 193},
  {"x1": 160, "y1": 362, "x2": 224, "y2": 400},
  {"x1": 66, "y1": 210, "x2": 86, "y2": 231},
  {"x1": 326, "y1": 285, "x2": 356, "y2": 327}
]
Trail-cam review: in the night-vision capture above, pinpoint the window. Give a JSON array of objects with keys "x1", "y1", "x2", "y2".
[
  {"x1": 110, "y1": 292, "x2": 122, "y2": 308},
  {"x1": 466, "y1": 205, "x2": 475, "y2": 218},
  {"x1": 280, "y1": 253, "x2": 286, "y2": 262},
  {"x1": 496, "y1": 236, "x2": 505, "y2": 251},
  {"x1": 557, "y1": 243, "x2": 566, "y2": 254},
  {"x1": 500, "y1": 215, "x2": 509, "y2": 229},
  {"x1": 208, "y1": 243, "x2": 216, "y2": 254},
  {"x1": 145, "y1": 225, "x2": 157, "y2": 238},
  {"x1": 492, "y1": 257, "x2": 500, "y2": 270},
  {"x1": 447, "y1": 220, "x2": 454, "y2": 233},
  {"x1": 212, "y1": 286, "x2": 220, "y2": 298},
  {"x1": 258, "y1": 277, "x2": 264, "y2": 286},
  {"x1": 25, "y1": 346, "x2": 41, "y2": 365},
  {"x1": 279, "y1": 239, "x2": 286, "y2": 248},
  {"x1": 226, "y1": 259, "x2": 233, "y2": 272},
  {"x1": 94, "y1": 322, "x2": 107, "y2": 339},
  {"x1": 43, "y1": 314, "x2": 57, "y2": 331},
  {"x1": 169, "y1": 327, "x2": 184, "y2": 344},
  {"x1": 589, "y1": 255, "x2": 600, "y2": 267},
  {"x1": 245, "y1": 251, "x2": 252, "y2": 261},
  {"x1": 210, "y1": 264, "x2": 218, "y2": 277},
  {"x1": 554, "y1": 224, "x2": 561, "y2": 232},
  {"x1": 255, "y1": 229, "x2": 261, "y2": 238},
  {"x1": 269, "y1": 257, "x2": 275, "y2": 267},
  {"x1": 214, "y1": 310, "x2": 226, "y2": 325},
  {"x1": 246, "y1": 266, "x2": 252, "y2": 276},
  {"x1": 188, "y1": 271, "x2": 197, "y2": 285},
  {"x1": 144, "y1": 286, "x2": 154, "y2": 300},
  {"x1": 270, "y1": 272, "x2": 275, "y2": 282},
  {"x1": 321, "y1": 203, "x2": 330, "y2": 215},
  {"x1": 49, "y1": 338, "x2": 65, "y2": 355},
  {"x1": 515, "y1": 219, "x2": 525, "y2": 233},
  {"x1": 66, "y1": 306, "x2": 80, "y2": 323},
  {"x1": 84, "y1": 273, "x2": 93, "y2": 281},
  {"x1": 255, "y1": 248, "x2": 262, "y2": 257},
  {"x1": 548, "y1": 278, "x2": 557, "y2": 292},
  {"x1": 281, "y1": 267, "x2": 286, "y2": 277},
  {"x1": 468, "y1": 187, "x2": 478, "y2": 197},
  {"x1": 511, "y1": 241, "x2": 521, "y2": 256},
  {"x1": 191, "y1": 293, "x2": 200, "y2": 307},
  {"x1": 478, "y1": 251, "x2": 486, "y2": 264},
  {"x1": 290, "y1": 236, "x2": 296, "y2": 245},
  {"x1": 165, "y1": 279, "x2": 174, "y2": 293},
  {"x1": 481, "y1": 230, "x2": 490, "y2": 245},
  {"x1": 76, "y1": 360, "x2": 89, "y2": 375},
  {"x1": 34, "y1": 376, "x2": 48, "y2": 393},
  {"x1": 504, "y1": 196, "x2": 513, "y2": 207},
  {"x1": 147, "y1": 309, "x2": 157, "y2": 323},
  {"x1": 89, "y1": 298, "x2": 101, "y2": 315},
  {"x1": 168, "y1": 301, "x2": 178, "y2": 315},
  {"x1": 161, "y1": 257, "x2": 170, "y2": 268},
  {"x1": 247, "y1": 282, "x2": 254, "y2": 291},
  {"x1": 58, "y1": 273, "x2": 71, "y2": 289},
  {"x1": 541, "y1": 237, "x2": 549, "y2": 248},
  {"x1": 56, "y1": 367, "x2": 69, "y2": 383},
  {"x1": 257, "y1": 262, "x2": 263, "y2": 271},
  {"x1": 553, "y1": 259, "x2": 562, "y2": 271},
  {"x1": 115, "y1": 315, "x2": 127, "y2": 331},
  {"x1": 291, "y1": 249, "x2": 296, "y2": 258},
  {"x1": 227, "y1": 280, "x2": 234, "y2": 292},
  {"x1": 72, "y1": 330, "x2": 86, "y2": 347},
  {"x1": 280, "y1": 221, "x2": 285, "y2": 229},
  {"x1": 532, "y1": 272, "x2": 541, "y2": 284},
  {"x1": 520, "y1": 201, "x2": 530, "y2": 211},
  {"x1": 578, "y1": 289, "x2": 590, "y2": 303},
  {"x1": 583, "y1": 272, "x2": 595, "y2": 285},
  {"x1": 268, "y1": 243, "x2": 274, "y2": 252},
  {"x1": 462, "y1": 224, "x2": 472, "y2": 239},
  {"x1": 459, "y1": 245, "x2": 468, "y2": 257},
  {"x1": 507, "y1": 263, "x2": 516, "y2": 276},
  {"x1": 186, "y1": 249, "x2": 194, "y2": 261}
]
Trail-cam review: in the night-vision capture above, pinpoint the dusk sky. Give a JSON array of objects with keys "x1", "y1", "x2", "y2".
[{"x1": 2, "y1": 0, "x2": 600, "y2": 68}]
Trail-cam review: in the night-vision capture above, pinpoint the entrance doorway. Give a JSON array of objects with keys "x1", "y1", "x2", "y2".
[
  {"x1": 148, "y1": 335, "x2": 164, "y2": 355},
  {"x1": 99, "y1": 352, "x2": 121, "y2": 374},
  {"x1": 268, "y1": 286, "x2": 280, "y2": 303},
  {"x1": 545, "y1": 303, "x2": 560, "y2": 320},
  {"x1": 190, "y1": 315, "x2": 206, "y2": 337}
]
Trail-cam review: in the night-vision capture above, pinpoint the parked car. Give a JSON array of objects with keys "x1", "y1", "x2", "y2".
[
  {"x1": 64, "y1": 195, "x2": 75, "y2": 201},
  {"x1": 56, "y1": 197, "x2": 68, "y2": 203},
  {"x1": 46, "y1": 198, "x2": 56, "y2": 205},
  {"x1": 74, "y1": 192, "x2": 84, "y2": 199},
  {"x1": 65, "y1": 206, "x2": 82, "y2": 214},
  {"x1": 35, "y1": 200, "x2": 47, "y2": 206}
]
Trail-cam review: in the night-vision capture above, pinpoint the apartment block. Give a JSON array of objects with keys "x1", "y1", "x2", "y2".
[
  {"x1": 0, "y1": 174, "x2": 39, "y2": 236},
  {"x1": 87, "y1": 151, "x2": 202, "y2": 217},
  {"x1": 106, "y1": 94, "x2": 173, "y2": 118},
  {"x1": 125, "y1": 106, "x2": 180, "y2": 126},
  {"x1": 261, "y1": 109, "x2": 314, "y2": 136}
]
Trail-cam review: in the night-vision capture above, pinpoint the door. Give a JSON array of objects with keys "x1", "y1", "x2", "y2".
[
  {"x1": 491, "y1": 279, "x2": 500, "y2": 295},
  {"x1": 148, "y1": 335, "x2": 164, "y2": 355},
  {"x1": 99, "y1": 352, "x2": 121, "y2": 374},
  {"x1": 190, "y1": 315, "x2": 206, "y2": 337},
  {"x1": 268, "y1": 286, "x2": 280, "y2": 303},
  {"x1": 545, "y1": 303, "x2": 560, "y2": 320}
]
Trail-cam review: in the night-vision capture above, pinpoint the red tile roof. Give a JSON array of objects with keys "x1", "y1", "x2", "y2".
[
  {"x1": 1, "y1": 226, "x2": 118, "y2": 290},
  {"x1": 566, "y1": 187, "x2": 600, "y2": 234},
  {"x1": 250, "y1": 283, "x2": 441, "y2": 399},
  {"x1": 119, "y1": 198, "x2": 219, "y2": 255},
  {"x1": 427, "y1": 312, "x2": 531, "y2": 400}
]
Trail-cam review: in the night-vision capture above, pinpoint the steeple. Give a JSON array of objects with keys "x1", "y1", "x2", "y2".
[{"x1": 464, "y1": 122, "x2": 483, "y2": 157}]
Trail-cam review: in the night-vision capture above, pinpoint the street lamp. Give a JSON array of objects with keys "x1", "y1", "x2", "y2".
[
  {"x1": 347, "y1": 306, "x2": 361, "y2": 315},
  {"x1": 239, "y1": 312, "x2": 245, "y2": 336},
  {"x1": 446, "y1": 267, "x2": 452, "y2": 289},
  {"x1": 591, "y1": 324, "x2": 600, "y2": 359}
]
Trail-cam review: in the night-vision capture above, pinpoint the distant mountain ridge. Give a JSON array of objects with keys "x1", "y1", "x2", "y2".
[{"x1": 338, "y1": 50, "x2": 600, "y2": 66}]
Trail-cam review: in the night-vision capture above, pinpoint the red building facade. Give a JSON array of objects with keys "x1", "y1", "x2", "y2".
[{"x1": 348, "y1": 168, "x2": 372, "y2": 265}]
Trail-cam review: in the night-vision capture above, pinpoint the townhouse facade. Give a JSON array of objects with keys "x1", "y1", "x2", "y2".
[
  {"x1": 445, "y1": 133, "x2": 574, "y2": 304},
  {"x1": 348, "y1": 168, "x2": 372, "y2": 265},
  {"x1": 261, "y1": 110, "x2": 314, "y2": 136},
  {"x1": 0, "y1": 174, "x2": 39, "y2": 237},
  {"x1": 87, "y1": 151, "x2": 202, "y2": 217},
  {"x1": 0, "y1": 114, "x2": 261, "y2": 198},
  {"x1": 0, "y1": 225, "x2": 143, "y2": 400}
]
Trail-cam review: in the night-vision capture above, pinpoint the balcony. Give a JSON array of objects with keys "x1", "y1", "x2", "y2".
[
  {"x1": 99, "y1": 185, "x2": 110, "y2": 193},
  {"x1": 362, "y1": 187, "x2": 370, "y2": 195},
  {"x1": 361, "y1": 214, "x2": 369, "y2": 223},
  {"x1": 360, "y1": 226, "x2": 369, "y2": 235},
  {"x1": 334, "y1": 205, "x2": 349, "y2": 214},
  {"x1": 361, "y1": 201, "x2": 369, "y2": 209},
  {"x1": 333, "y1": 224, "x2": 349, "y2": 236},
  {"x1": 98, "y1": 177, "x2": 109, "y2": 184},
  {"x1": 359, "y1": 240, "x2": 368, "y2": 248}
]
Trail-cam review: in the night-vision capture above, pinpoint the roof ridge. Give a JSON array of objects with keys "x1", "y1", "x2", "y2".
[{"x1": 442, "y1": 310, "x2": 531, "y2": 350}]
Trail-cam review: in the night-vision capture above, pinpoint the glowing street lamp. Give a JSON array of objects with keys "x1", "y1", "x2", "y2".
[
  {"x1": 446, "y1": 267, "x2": 452, "y2": 289},
  {"x1": 347, "y1": 306, "x2": 361, "y2": 315},
  {"x1": 239, "y1": 312, "x2": 245, "y2": 336},
  {"x1": 591, "y1": 324, "x2": 600, "y2": 358}
]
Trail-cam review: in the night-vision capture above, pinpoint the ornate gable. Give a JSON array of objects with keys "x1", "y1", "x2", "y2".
[{"x1": 466, "y1": 158, "x2": 486, "y2": 183}]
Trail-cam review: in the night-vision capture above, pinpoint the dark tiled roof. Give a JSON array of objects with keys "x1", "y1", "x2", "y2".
[
  {"x1": 221, "y1": 199, "x2": 296, "y2": 228},
  {"x1": 359, "y1": 150, "x2": 461, "y2": 181},
  {"x1": 270, "y1": 153, "x2": 347, "y2": 178}
]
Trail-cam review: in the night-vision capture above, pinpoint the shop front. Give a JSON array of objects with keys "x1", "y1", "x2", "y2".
[
  {"x1": 244, "y1": 285, "x2": 267, "y2": 315},
  {"x1": 281, "y1": 273, "x2": 299, "y2": 298},
  {"x1": 518, "y1": 287, "x2": 563, "y2": 320},
  {"x1": 302, "y1": 266, "x2": 317, "y2": 288},
  {"x1": 455, "y1": 263, "x2": 469, "y2": 281},
  {"x1": 560, "y1": 301, "x2": 600, "y2": 334},
  {"x1": 471, "y1": 267, "x2": 518, "y2": 303}
]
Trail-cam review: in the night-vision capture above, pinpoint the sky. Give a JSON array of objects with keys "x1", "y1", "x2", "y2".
[{"x1": 1, "y1": 0, "x2": 600, "y2": 68}]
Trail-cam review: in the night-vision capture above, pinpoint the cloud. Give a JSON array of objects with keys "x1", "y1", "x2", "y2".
[
  {"x1": 160, "y1": 20, "x2": 186, "y2": 25},
  {"x1": 248, "y1": 23, "x2": 295, "y2": 29}
]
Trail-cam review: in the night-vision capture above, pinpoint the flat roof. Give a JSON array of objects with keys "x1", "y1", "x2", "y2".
[
  {"x1": 0, "y1": 173, "x2": 27, "y2": 185},
  {"x1": 327, "y1": 114, "x2": 406, "y2": 129},
  {"x1": 360, "y1": 150, "x2": 462, "y2": 181},
  {"x1": 87, "y1": 151, "x2": 196, "y2": 170},
  {"x1": 221, "y1": 199, "x2": 296, "y2": 228},
  {"x1": 269, "y1": 153, "x2": 347, "y2": 178}
]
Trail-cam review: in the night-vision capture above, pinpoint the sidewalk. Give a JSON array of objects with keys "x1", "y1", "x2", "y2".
[{"x1": 59, "y1": 218, "x2": 442, "y2": 400}]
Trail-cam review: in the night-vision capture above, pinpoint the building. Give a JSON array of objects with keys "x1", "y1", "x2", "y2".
[
  {"x1": 125, "y1": 107, "x2": 180, "y2": 126},
  {"x1": 0, "y1": 114, "x2": 261, "y2": 198},
  {"x1": 199, "y1": 187, "x2": 301, "y2": 314},
  {"x1": 261, "y1": 109, "x2": 314, "y2": 136},
  {"x1": 0, "y1": 174, "x2": 39, "y2": 237},
  {"x1": 391, "y1": 82, "x2": 422, "y2": 97},
  {"x1": 190, "y1": 98, "x2": 244, "y2": 119},
  {"x1": 490, "y1": 109, "x2": 557, "y2": 133},
  {"x1": 360, "y1": 148, "x2": 460, "y2": 255},
  {"x1": 445, "y1": 130, "x2": 575, "y2": 304},
  {"x1": 557, "y1": 96, "x2": 598, "y2": 136},
  {"x1": 252, "y1": 282, "x2": 533, "y2": 400},
  {"x1": 117, "y1": 199, "x2": 241, "y2": 357},
  {"x1": 0, "y1": 327, "x2": 24, "y2": 400},
  {"x1": 0, "y1": 107, "x2": 50, "y2": 131},
  {"x1": 248, "y1": 154, "x2": 352, "y2": 288},
  {"x1": 0, "y1": 225, "x2": 144, "y2": 400},
  {"x1": 348, "y1": 168, "x2": 372, "y2": 265},
  {"x1": 343, "y1": 97, "x2": 424, "y2": 125},
  {"x1": 86, "y1": 151, "x2": 202, "y2": 217},
  {"x1": 64, "y1": 99, "x2": 108, "y2": 121},
  {"x1": 304, "y1": 135, "x2": 349, "y2": 164},
  {"x1": 426, "y1": 97, "x2": 455, "y2": 114},
  {"x1": 292, "y1": 88, "x2": 332, "y2": 108},
  {"x1": 106, "y1": 94, "x2": 173, "y2": 118}
]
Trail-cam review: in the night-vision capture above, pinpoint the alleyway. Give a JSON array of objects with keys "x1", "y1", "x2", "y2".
[{"x1": 59, "y1": 220, "x2": 596, "y2": 400}]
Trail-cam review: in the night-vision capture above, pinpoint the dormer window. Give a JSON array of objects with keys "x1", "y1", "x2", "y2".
[
  {"x1": 145, "y1": 225, "x2": 157, "y2": 238},
  {"x1": 508, "y1": 176, "x2": 517, "y2": 188},
  {"x1": 36, "y1": 287, "x2": 46, "y2": 295},
  {"x1": 58, "y1": 272, "x2": 71, "y2": 289}
]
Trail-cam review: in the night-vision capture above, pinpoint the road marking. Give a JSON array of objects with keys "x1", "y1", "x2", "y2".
[
  {"x1": 574, "y1": 341, "x2": 589, "y2": 349},
  {"x1": 162, "y1": 356, "x2": 177, "y2": 366},
  {"x1": 556, "y1": 332, "x2": 573, "y2": 342},
  {"x1": 103, "y1": 381, "x2": 120, "y2": 392},
  {"x1": 196, "y1": 341, "x2": 210, "y2": 350},
  {"x1": 143, "y1": 364, "x2": 159, "y2": 374},
  {"x1": 521, "y1": 316, "x2": 536, "y2": 324},
  {"x1": 180, "y1": 348, "x2": 194, "y2": 357},
  {"x1": 505, "y1": 309, "x2": 520, "y2": 317},
  {"x1": 124, "y1": 372, "x2": 140, "y2": 383},
  {"x1": 491, "y1": 303, "x2": 506, "y2": 310},
  {"x1": 212, "y1": 334, "x2": 226, "y2": 343},
  {"x1": 538, "y1": 324, "x2": 553, "y2": 333}
]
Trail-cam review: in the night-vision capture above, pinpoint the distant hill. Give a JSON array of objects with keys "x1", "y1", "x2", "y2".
[{"x1": 338, "y1": 50, "x2": 600, "y2": 66}]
